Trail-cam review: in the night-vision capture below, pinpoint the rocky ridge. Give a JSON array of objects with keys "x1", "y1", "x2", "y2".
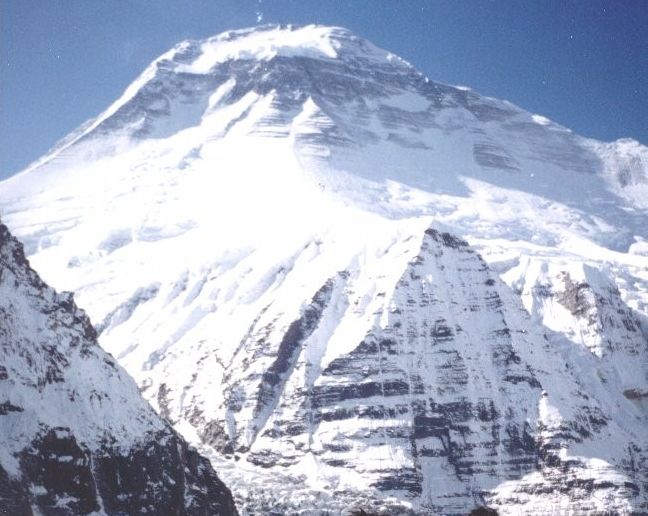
[{"x1": 0, "y1": 222, "x2": 237, "y2": 515}]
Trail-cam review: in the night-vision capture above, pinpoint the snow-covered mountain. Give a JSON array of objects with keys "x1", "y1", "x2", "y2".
[
  {"x1": 0, "y1": 222, "x2": 238, "y2": 514},
  {"x1": 1, "y1": 24, "x2": 647, "y2": 514}
]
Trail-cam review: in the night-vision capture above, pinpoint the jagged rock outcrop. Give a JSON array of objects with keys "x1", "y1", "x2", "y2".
[{"x1": 0, "y1": 223, "x2": 237, "y2": 515}]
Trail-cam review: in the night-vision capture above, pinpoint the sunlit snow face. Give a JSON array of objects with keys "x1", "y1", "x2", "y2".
[
  {"x1": 180, "y1": 25, "x2": 343, "y2": 73},
  {"x1": 0, "y1": 23, "x2": 647, "y2": 515}
]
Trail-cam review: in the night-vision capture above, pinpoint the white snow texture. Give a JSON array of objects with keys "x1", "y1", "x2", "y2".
[{"x1": 1, "y1": 24, "x2": 647, "y2": 515}]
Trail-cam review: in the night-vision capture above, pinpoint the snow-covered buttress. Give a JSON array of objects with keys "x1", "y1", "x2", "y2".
[{"x1": 0, "y1": 24, "x2": 647, "y2": 514}]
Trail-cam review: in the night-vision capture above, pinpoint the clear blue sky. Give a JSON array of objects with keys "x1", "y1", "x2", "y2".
[{"x1": 1, "y1": 0, "x2": 646, "y2": 180}]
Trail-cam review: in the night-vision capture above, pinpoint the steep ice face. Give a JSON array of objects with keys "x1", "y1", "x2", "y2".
[
  {"x1": 0, "y1": 223, "x2": 237, "y2": 515},
  {"x1": 0, "y1": 24, "x2": 647, "y2": 514}
]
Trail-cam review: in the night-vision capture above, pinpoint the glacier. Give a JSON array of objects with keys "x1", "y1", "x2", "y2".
[{"x1": 0, "y1": 24, "x2": 647, "y2": 514}]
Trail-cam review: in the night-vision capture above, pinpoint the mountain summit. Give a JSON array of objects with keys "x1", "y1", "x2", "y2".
[{"x1": 1, "y1": 25, "x2": 647, "y2": 514}]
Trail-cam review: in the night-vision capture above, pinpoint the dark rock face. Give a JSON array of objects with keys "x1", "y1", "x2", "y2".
[
  {"x1": 303, "y1": 230, "x2": 543, "y2": 512},
  {"x1": 555, "y1": 268, "x2": 648, "y2": 357},
  {"x1": 254, "y1": 278, "x2": 334, "y2": 433},
  {"x1": 6, "y1": 428, "x2": 237, "y2": 516},
  {"x1": 469, "y1": 508, "x2": 499, "y2": 516},
  {"x1": 0, "y1": 223, "x2": 237, "y2": 515}
]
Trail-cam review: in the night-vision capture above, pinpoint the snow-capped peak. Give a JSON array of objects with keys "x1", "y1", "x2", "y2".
[
  {"x1": 1, "y1": 24, "x2": 647, "y2": 514},
  {"x1": 178, "y1": 24, "x2": 401, "y2": 72}
]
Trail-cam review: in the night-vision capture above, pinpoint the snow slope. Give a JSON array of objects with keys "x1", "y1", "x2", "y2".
[{"x1": 1, "y1": 24, "x2": 647, "y2": 514}]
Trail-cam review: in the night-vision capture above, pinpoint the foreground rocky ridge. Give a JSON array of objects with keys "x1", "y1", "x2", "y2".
[{"x1": 0, "y1": 222, "x2": 237, "y2": 515}]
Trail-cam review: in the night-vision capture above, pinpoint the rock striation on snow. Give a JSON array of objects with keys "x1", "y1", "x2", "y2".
[
  {"x1": 0, "y1": 222, "x2": 237, "y2": 515},
  {"x1": 1, "y1": 24, "x2": 647, "y2": 514}
]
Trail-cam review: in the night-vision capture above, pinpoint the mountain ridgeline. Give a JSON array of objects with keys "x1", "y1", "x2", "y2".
[{"x1": 1, "y1": 25, "x2": 647, "y2": 514}]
